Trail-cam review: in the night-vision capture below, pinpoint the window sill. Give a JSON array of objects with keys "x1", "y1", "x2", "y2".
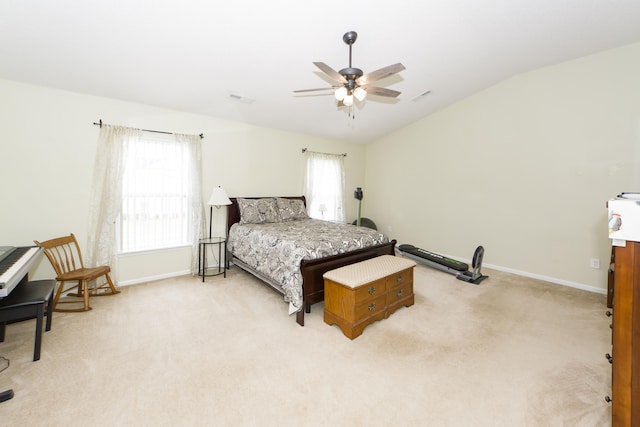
[{"x1": 118, "y1": 244, "x2": 192, "y2": 257}]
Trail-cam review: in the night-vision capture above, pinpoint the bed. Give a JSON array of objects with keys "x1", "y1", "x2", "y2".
[{"x1": 226, "y1": 196, "x2": 397, "y2": 326}]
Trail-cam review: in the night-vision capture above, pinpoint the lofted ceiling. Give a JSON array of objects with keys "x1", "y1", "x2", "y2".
[{"x1": 1, "y1": 1, "x2": 640, "y2": 144}]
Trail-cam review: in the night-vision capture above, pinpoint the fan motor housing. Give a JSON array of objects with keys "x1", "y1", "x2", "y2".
[{"x1": 339, "y1": 67, "x2": 363, "y2": 80}]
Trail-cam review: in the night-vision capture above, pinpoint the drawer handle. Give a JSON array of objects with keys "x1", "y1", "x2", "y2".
[
  {"x1": 368, "y1": 286, "x2": 376, "y2": 295},
  {"x1": 368, "y1": 303, "x2": 376, "y2": 312},
  {"x1": 397, "y1": 289, "x2": 403, "y2": 297},
  {"x1": 396, "y1": 275, "x2": 402, "y2": 282}
]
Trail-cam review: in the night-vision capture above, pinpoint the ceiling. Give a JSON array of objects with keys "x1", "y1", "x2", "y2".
[{"x1": 2, "y1": 1, "x2": 640, "y2": 144}]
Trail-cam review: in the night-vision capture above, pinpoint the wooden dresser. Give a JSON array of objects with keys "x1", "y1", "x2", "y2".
[
  {"x1": 608, "y1": 241, "x2": 640, "y2": 426},
  {"x1": 323, "y1": 255, "x2": 416, "y2": 339}
]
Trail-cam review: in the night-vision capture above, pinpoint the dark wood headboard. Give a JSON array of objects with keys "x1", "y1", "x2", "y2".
[{"x1": 226, "y1": 196, "x2": 306, "y2": 234}]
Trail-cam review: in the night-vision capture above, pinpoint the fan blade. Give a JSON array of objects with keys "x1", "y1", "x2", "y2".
[
  {"x1": 362, "y1": 86, "x2": 401, "y2": 98},
  {"x1": 313, "y1": 62, "x2": 347, "y2": 83},
  {"x1": 293, "y1": 87, "x2": 338, "y2": 93},
  {"x1": 357, "y1": 63, "x2": 405, "y2": 86}
]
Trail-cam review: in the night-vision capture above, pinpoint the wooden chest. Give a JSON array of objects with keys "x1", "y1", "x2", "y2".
[{"x1": 323, "y1": 255, "x2": 416, "y2": 339}]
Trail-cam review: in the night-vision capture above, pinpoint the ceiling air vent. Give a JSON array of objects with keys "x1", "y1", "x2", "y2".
[
  {"x1": 228, "y1": 92, "x2": 255, "y2": 104},
  {"x1": 412, "y1": 90, "x2": 431, "y2": 102}
]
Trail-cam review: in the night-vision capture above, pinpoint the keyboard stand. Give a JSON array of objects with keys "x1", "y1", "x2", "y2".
[
  {"x1": 0, "y1": 356, "x2": 12, "y2": 402},
  {"x1": 0, "y1": 389, "x2": 14, "y2": 402}
]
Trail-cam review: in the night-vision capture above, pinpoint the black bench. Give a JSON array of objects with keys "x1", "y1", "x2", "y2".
[{"x1": 0, "y1": 279, "x2": 55, "y2": 361}]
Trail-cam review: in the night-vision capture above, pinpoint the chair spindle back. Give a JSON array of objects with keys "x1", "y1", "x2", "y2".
[{"x1": 35, "y1": 234, "x2": 85, "y2": 277}]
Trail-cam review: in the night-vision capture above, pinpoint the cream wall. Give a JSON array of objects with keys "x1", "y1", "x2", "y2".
[
  {"x1": 0, "y1": 79, "x2": 365, "y2": 284},
  {"x1": 364, "y1": 42, "x2": 640, "y2": 292},
  {"x1": 3, "y1": 42, "x2": 638, "y2": 292}
]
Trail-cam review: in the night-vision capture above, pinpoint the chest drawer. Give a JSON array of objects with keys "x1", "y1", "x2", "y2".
[
  {"x1": 353, "y1": 277, "x2": 386, "y2": 304},
  {"x1": 354, "y1": 294, "x2": 387, "y2": 322},
  {"x1": 387, "y1": 281, "x2": 413, "y2": 306},
  {"x1": 387, "y1": 267, "x2": 413, "y2": 289}
]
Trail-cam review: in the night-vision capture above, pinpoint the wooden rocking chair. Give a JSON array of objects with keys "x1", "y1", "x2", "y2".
[{"x1": 34, "y1": 233, "x2": 120, "y2": 312}]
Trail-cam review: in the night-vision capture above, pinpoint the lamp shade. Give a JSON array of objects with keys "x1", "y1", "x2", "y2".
[
  {"x1": 334, "y1": 87, "x2": 347, "y2": 101},
  {"x1": 208, "y1": 186, "x2": 231, "y2": 206},
  {"x1": 353, "y1": 87, "x2": 367, "y2": 102},
  {"x1": 343, "y1": 94, "x2": 354, "y2": 106}
]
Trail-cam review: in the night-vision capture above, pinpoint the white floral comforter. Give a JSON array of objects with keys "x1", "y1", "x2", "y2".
[{"x1": 228, "y1": 219, "x2": 389, "y2": 314}]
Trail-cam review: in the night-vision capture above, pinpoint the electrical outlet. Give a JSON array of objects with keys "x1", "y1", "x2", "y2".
[
  {"x1": 590, "y1": 258, "x2": 600, "y2": 269},
  {"x1": 387, "y1": 225, "x2": 393, "y2": 233}
]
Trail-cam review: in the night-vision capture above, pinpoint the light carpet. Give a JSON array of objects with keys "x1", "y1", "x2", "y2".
[{"x1": 0, "y1": 262, "x2": 612, "y2": 426}]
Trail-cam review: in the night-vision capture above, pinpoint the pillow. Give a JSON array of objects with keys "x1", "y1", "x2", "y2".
[
  {"x1": 276, "y1": 198, "x2": 308, "y2": 221},
  {"x1": 238, "y1": 198, "x2": 280, "y2": 224}
]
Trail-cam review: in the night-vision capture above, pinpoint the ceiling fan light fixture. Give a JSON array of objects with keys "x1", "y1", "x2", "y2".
[
  {"x1": 343, "y1": 94, "x2": 354, "y2": 106},
  {"x1": 294, "y1": 31, "x2": 405, "y2": 114},
  {"x1": 334, "y1": 86, "x2": 347, "y2": 101},
  {"x1": 353, "y1": 87, "x2": 367, "y2": 102}
]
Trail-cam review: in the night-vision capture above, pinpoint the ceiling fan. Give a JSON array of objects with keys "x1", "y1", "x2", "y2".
[{"x1": 294, "y1": 31, "x2": 405, "y2": 107}]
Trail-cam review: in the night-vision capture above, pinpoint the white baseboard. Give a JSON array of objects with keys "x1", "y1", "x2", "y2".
[
  {"x1": 482, "y1": 262, "x2": 606, "y2": 295},
  {"x1": 422, "y1": 249, "x2": 608, "y2": 296},
  {"x1": 117, "y1": 269, "x2": 192, "y2": 287},
  {"x1": 116, "y1": 261, "x2": 607, "y2": 296}
]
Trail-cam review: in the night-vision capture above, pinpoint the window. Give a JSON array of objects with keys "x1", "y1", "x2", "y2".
[
  {"x1": 304, "y1": 151, "x2": 346, "y2": 222},
  {"x1": 87, "y1": 125, "x2": 203, "y2": 276},
  {"x1": 120, "y1": 134, "x2": 195, "y2": 252}
]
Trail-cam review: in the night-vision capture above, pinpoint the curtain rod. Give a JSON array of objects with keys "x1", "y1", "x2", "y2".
[
  {"x1": 93, "y1": 119, "x2": 204, "y2": 139},
  {"x1": 301, "y1": 148, "x2": 347, "y2": 157}
]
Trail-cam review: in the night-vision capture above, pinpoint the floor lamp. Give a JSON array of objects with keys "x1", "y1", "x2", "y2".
[{"x1": 208, "y1": 186, "x2": 232, "y2": 238}]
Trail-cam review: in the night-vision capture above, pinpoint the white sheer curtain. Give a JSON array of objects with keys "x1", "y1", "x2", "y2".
[
  {"x1": 303, "y1": 151, "x2": 346, "y2": 222},
  {"x1": 86, "y1": 125, "x2": 205, "y2": 279},
  {"x1": 86, "y1": 125, "x2": 137, "y2": 280},
  {"x1": 176, "y1": 133, "x2": 205, "y2": 275}
]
